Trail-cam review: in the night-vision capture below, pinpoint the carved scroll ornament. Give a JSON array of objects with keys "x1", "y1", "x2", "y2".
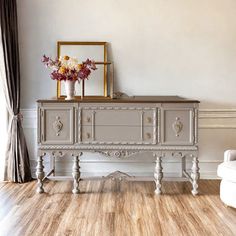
[
  {"x1": 53, "y1": 116, "x2": 63, "y2": 136},
  {"x1": 172, "y1": 117, "x2": 183, "y2": 137}
]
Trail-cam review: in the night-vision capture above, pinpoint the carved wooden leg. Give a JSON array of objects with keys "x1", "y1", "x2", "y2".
[
  {"x1": 36, "y1": 154, "x2": 45, "y2": 193},
  {"x1": 72, "y1": 153, "x2": 81, "y2": 194},
  {"x1": 191, "y1": 155, "x2": 200, "y2": 196},
  {"x1": 154, "y1": 155, "x2": 163, "y2": 195}
]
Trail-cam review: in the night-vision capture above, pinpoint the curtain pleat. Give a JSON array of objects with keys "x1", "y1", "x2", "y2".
[{"x1": 0, "y1": 0, "x2": 32, "y2": 182}]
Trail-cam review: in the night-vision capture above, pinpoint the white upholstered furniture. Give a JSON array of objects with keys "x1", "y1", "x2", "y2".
[
  {"x1": 217, "y1": 150, "x2": 236, "y2": 208},
  {"x1": 36, "y1": 96, "x2": 200, "y2": 195}
]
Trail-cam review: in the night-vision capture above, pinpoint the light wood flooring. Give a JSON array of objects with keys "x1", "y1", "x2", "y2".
[{"x1": 0, "y1": 180, "x2": 235, "y2": 236}]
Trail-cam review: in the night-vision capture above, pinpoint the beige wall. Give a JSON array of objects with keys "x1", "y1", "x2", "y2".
[
  {"x1": 17, "y1": 0, "x2": 236, "y2": 178},
  {"x1": 18, "y1": 0, "x2": 236, "y2": 108}
]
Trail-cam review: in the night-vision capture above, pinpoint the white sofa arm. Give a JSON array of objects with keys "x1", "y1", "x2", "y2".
[{"x1": 224, "y1": 150, "x2": 236, "y2": 162}]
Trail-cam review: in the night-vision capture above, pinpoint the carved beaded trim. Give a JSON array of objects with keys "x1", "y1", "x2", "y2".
[
  {"x1": 81, "y1": 106, "x2": 156, "y2": 110},
  {"x1": 194, "y1": 108, "x2": 198, "y2": 144},
  {"x1": 38, "y1": 145, "x2": 198, "y2": 151}
]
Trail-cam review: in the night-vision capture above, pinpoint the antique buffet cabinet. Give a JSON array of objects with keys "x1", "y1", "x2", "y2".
[{"x1": 36, "y1": 96, "x2": 200, "y2": 195}]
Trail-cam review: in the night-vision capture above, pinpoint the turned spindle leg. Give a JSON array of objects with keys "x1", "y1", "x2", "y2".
[
  {"x1": 191, "y1": 155, "x2": 200, "y2": 196},
  {"x1": 154, "y1": 155, "x2": 163, "y2": 195},
  {"x1": 36, "y1": 154, "x2": 45, "y2": 193},
  {"x1": 72, "y1": 153, "x2": 81, "y2": 194}
]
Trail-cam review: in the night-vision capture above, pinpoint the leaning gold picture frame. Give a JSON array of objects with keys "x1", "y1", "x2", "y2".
[{"x1": 56, "y1": 41, "x2": 112, "y2": 99}]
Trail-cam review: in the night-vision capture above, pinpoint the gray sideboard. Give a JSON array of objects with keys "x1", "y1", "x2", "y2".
[{"x1": 36, "y1": 96, "x2": 200, "y2": 195}]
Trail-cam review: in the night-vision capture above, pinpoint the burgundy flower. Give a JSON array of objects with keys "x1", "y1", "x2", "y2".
[
  {"x1": 83, "y1": 59, "x2": 97, "y2": 70},
  {"x1": 41, "y1": 55, "x2": 50, "y2": 67},
  {"x1": 41, "y1": 55, "x2": 49, "y2": 63},
  {"x1": 42, "y1": 55, "x2": 96, "y2": 82},
  {"x1": 78, "y1": 67, "x2": 91, "y2": 80}
]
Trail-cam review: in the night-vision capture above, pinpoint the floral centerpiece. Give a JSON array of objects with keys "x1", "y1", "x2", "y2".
[{"x1": 41, "y1": 55, "x2": 96, "y2": 100}]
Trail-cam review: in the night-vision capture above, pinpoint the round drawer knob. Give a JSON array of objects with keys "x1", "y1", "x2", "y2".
[
  {"x1": 146, "y1": 117, "x2": 152, "y2": 123},
  {"x1": 86, "y1": 117, "x2": 91, "y2": 122},
  {"x1": 146, "y1": 133, "x2": 151, "y2": 139},
  {"x1": 86, "y1": 133, "x2": 91, "y2": 139}
]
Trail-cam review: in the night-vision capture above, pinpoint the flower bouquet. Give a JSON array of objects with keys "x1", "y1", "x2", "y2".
[{"x1": 42, "y1": 55, "x2": 96, "y2": 100}]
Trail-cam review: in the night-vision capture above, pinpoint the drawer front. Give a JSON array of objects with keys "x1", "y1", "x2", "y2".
[
  {"x1": 79, "y1": 105, "x2": 158, "y2": 144},
  {"x1": 41, "y1": 107, "x2": 74, "y2": 144},
  {"x1": 81, "y1": 125, "x2": 155, "y2": 144},
  {"x1": 81, "y1": 108, "x2": 154, "y2": 126},
  {"x1": 162, "y1": 108, "x2": 194, "y2": 145}
]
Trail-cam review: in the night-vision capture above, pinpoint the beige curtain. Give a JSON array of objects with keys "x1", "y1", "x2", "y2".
[{"x1": 0, "y1": 0, "x2": 32, "y2": 182}]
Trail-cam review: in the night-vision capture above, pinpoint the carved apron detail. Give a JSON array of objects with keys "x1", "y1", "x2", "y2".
[
  {"x1": 53, "y1": 116, "x2": 63, "y2": 136},
  {"x1": 96, "y1": 150, "x2": 138, "y2": 158},
  {"x1": 172, "y1": 117, "x2": 183, "y2": 137},
  {"x1": 103, "y1": 171, "x2": 135, "y2": 181}
]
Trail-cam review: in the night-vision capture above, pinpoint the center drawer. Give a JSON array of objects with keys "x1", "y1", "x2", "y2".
[
  {"x1": 81, "y1": 108, "x2": 155, "y2": 126},
  {"x1": 79, "y1": 105, "x2": 157, "y2": 144}
]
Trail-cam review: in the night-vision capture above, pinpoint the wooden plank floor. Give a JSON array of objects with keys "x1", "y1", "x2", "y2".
[{"x1": 0, "y1": 180, "x2": 235, "y2": 236}]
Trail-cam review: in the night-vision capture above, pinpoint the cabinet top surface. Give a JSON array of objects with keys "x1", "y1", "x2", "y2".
[{"x1": 37, "y1": 96, "x2": 200, "y2": 103}]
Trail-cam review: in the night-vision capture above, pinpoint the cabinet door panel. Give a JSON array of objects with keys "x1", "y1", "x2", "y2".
[
  {"x1": 42, "y1": 108, "x2": 74, "y2": 144},
  {"x1": 162, "y1": 109, "x2": 194, "y2": 145}
]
